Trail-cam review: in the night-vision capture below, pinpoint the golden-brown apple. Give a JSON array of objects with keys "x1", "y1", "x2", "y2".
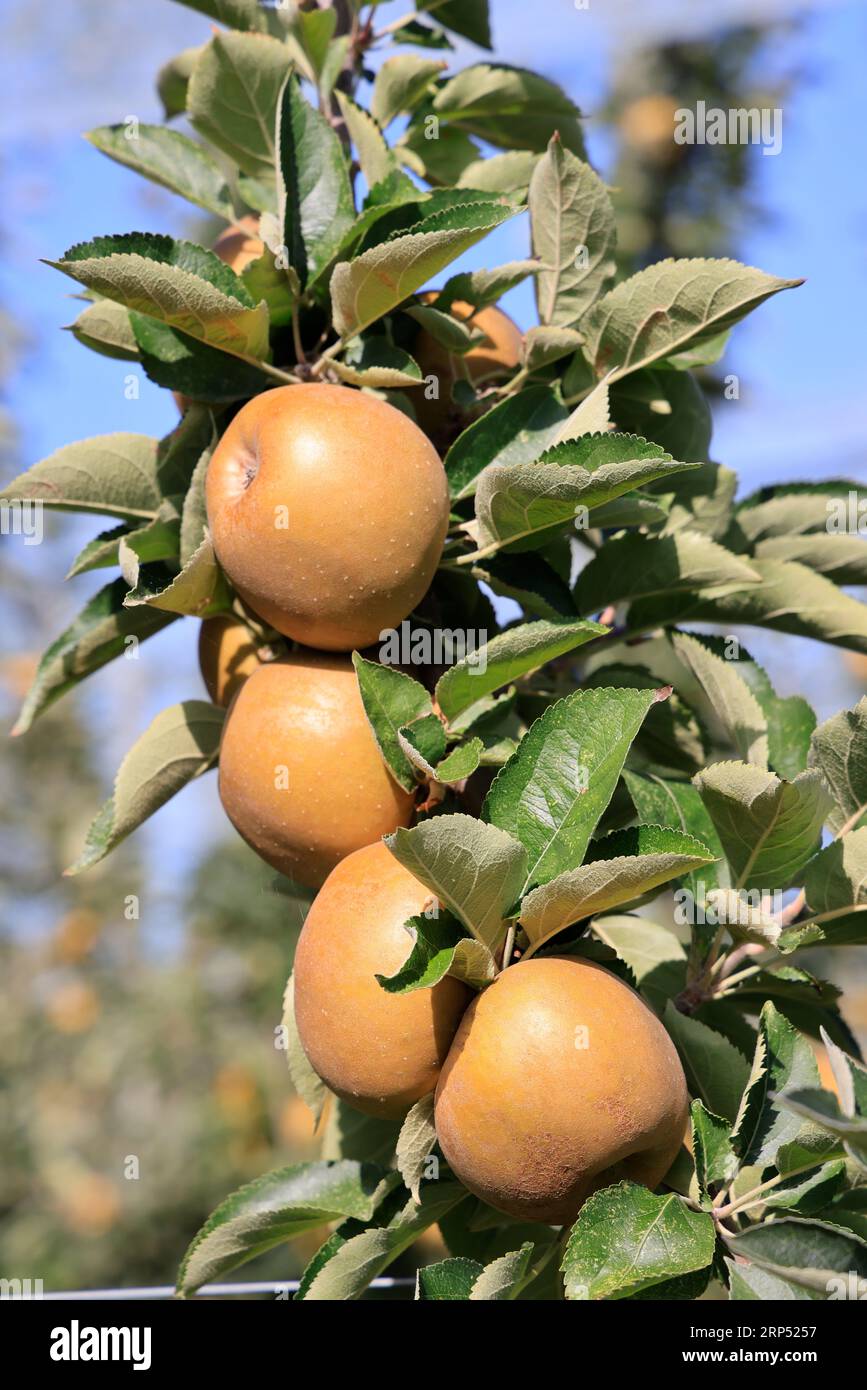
[
  {"x1": 435, "y1": 955, "x2": 689, "y2": 1224},
  {"x1": 198, "y1": 614, "x2": 266, "y2": 707},
  {"x1": 413, "y1": 293, "x2": 523, "y2": 436},
  {"x1": 205, "y1": 383, "x2": 449, "y2": 650},
  {"x1": 293, "y1": 841, "x2": 471, "y2": 1117},
  {"x1": 217, "y1": 650, "x2": 415, "y2": 889},
  {"x1": 619, "y1": 94, "x2": 682, "y2": 165},
  {"x1": 211, "y1": 215, "x2": 263, "y2": 275}
]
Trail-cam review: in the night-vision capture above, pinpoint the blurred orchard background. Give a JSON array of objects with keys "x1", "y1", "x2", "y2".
[{"x1": 1, "y1": 0, "x2": 866, "y2": 1292}]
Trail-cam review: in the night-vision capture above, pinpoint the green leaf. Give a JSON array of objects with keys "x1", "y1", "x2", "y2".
[
  {"x1": 726, "y1": 1261, "x2": 819, "y2": 1300},
  {"x1": 470, "y1": 1243, "x2": 536, "y2": 1300},
  {"x1": 580, "y1": 258, "x2": 802, "y2": 383},
  {"x1": 48, "y1": 233, "x2": 270, "y2": 363},
  {"x1": 176, "y1": 1161, "x2": 392, "y2": 1296},
  {"x1": 69, "y1": 299, "x2": 139, "y2": 361},
  {"x1": 435, "y1": 738, "x2": 484, "y2": 784},
  {"x1": 529, "y1": 135, "x2": 616, "y2": 327},
  {"x1": 373, "y1": 55, "x2": 447, "y2": 128},
  {"x1": 352, "y1": 652, "x2": 433, "y2": 793},
  {"x1": 405, "y1": 303, "x2": 486, "y2": 353},
  {"x1": 284, "y1": 4, "x2": 338, "y2": 85},
  {"x1": 731, "y1": 1003, "x2": 824, "y2": 1168},
  {"x1": 807, "y1": 697, "x2": 867, "y2": 835},
  {"x1": 474, "y1": 432, "x2": 698, "y2": 557},
  {"x1": 334, "y1": 92, "x2": 396, "y2": 190},
  {"x1": 86, "y1": 124, "x2": 235, "y2": 218},
  {"x1": 693, "y1": 761, "x2": 832, "y2": 892},
  {"x1": 394, "y1": 19, "x2": 453, "y2": 50},
  {"x1": 587, "y1": 494, "x2": 669, "y2": 530},
  {"x1": 819, "y1": 1026, "x2": 867, "y2": 1118},
  {"x1": 130, "y1": 312, "x2": 270, "y2": 402},
  {"x1": 519, "y1": 825, "x2": 716, "y2": 951},
  {"x1": 521, "y1": 325, "x2": 584, "y2": 372},
  {"x1": 67, "y1": 700, "x2": 224, "y2": 873},
  {"x1": 330, "y1": 200, "x2": 516, "y2": 340},
  {"x1": 400, "y1": 124, "x2": 483, "y2": 188},
  {"x1": 281, "y1": 974, "x2": 327, "y2": 1124},
  {"x1": 277, "y1": 74, "x2": 355, "y2": 288},
  {"x1": 697, "y1": 638, "x2": 816, "y2": 781},
  {"x1": 725, "y1": 1217, "x2": 867, "y2": 1294},
  {"x1": 444, "y1": 384, "x2": 568, "y2": 502},
  {"x1": 590, "y1": 915, "x2": 686, "y2": 1013},
  {"x1": 179, "y1": 425, "x2": 216, "y2": 572},
  {"x1": 733, "y1": 481, "x2": 865, "y2": 541},
  {"x1": 753, "y1": 533, "x2": 867, "y2": 585},
  {"x1": 574, "y1": 531, "x2": 759, "y2": 618},
  {"x1": 775, "y1": 1088, "x2": 867, "y2": 1147},
  {"x1": 120, "y1": 532, "x2": 226, "y2": 617},
  {"x1": 670, "y1": 630, "x2": 768, "y2": 767},
  {"x1": 12, "y1": 580, "x2": 178, "y2": 736},
  {"x1": 171, "y1": 0, "x2": 270, "y2": 31},
  {"x1": 691, "y1": 1101, "x2": 738, "y2": 1203},
  {"x1": 416, "y1": 1258, "x2": 484, "y2": 1300},
  {"x1": 240, "y1": 245, "x2": 297, "y2": 328},
  {"x1": 396, "y1": 1095, "x2": 437, "y2": 1202},
  {"x1": 156, "y1": 44, "x2": 203, "y2": 120},
  {"x1": 789, "y1": 829, "x2": 867, "y2": 948},
  {"x1": 299, "y1": 1183, "x2": 467, "y2": 1300},
  {"x1": 551, "y1": 375, "x2": 612, "y2": 446},
  {"x1": 66, "y1": 523, "x2": 134, "y2": 577},
  {"x1": 330, "y1": 173, "x2": 422, "y2": 263},
  {"x1": 435, "y1": 617, "x2": 606, "y2": 725},
  {"x1": 663, "y1": 1004, "x2": 750, "y2": 1123},
  {"x1": 320, "y1": 1104, "x2": 402, "y2": 1166},
  {"x1": 100, "y1": 511, "x2": 180, "y2": 573},
  {"x1": 471, "y1": 552, "x2": 575, "y2": 621},
  {"x1": 1, "y1": 433, "x2": 165, "y2": 520},
  {"x1": 762, "y1": 1161, "x2": 846, "y2": 1214},
  {"x1": 562, "y1": 1182, "x2": 715, "y2": 1300},
  {"x1": 431, "y1": 0, "x2": 492, "y2": 49},
  {"x1": 377, "y1": 913, "x2": 495, "y2": 995},
  {"x1": 433, "y1": 65, "x2": 583, "y2": 154},
  {"x1": 610, "y1": 368, "x2": 712, "y2": 465},
  {"x1": 187, "y1": 30, "x2": 292, "y2": 179},
  {"x1": 817, "y1": 1190, "x2": 867, "y2": 1242},
  {"x1": 331, "y1": 338, "x2": 423, "y2": 389},
  {"x1": 397, "y1": 713, "x2": 448, "y2": 778},
  {"x1": 156, "y1": 404, "x2": 218, "y2": 498},
  {"x1": 436, "y1": 261, "x2": 540, "y2": 314},
  {"x1": 654, "y1": 463, "x2": 738, "y2": 541},
  {"x1": 386, "y1": 814, "x2": 528, "y2": 951},
  {"x1": 584, "y1": 661, "x2": 705, "y2": 777},
  {"x1": 457, "y1": 150, "x2": 540, "y2": 192},
  {"x1": 659, "y1": 558, "x2": 867, "y2": 656},
  {"x1": 483, "y1": 686, "x2": 659, "y2": 891},
  {"x1": 624, "y1": 770, "x2": 725, "y2": 900}
]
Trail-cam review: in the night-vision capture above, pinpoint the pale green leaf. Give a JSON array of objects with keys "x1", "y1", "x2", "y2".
[
  {"x1": 693, "y1": 761, "x2": 832, "y2": 891},
  {"x1": 68, "y1": 700, "x2": 224, "y2": 873},
  {"x1": 529, "y1": 136, "x2": 616, "y2": 327},
  {"x1": 386, "y1": 813, "x2": 528, "y2": 951},
  {"x1": 581, "y1": 258, "x2": 802, "y2": 383}
]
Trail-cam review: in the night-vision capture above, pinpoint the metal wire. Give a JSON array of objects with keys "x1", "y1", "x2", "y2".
[{"x1": 39, "y1": 1278, "x2": 415, "y2": 1300}]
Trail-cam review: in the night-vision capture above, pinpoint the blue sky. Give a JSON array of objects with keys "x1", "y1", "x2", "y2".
[{"x1": 1, "y1": 0, "x2": 865, "y2": 934}]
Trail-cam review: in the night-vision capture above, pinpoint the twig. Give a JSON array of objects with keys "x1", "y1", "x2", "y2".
[
  {"x1": 291, "y1": 302, "x2": 307, "y2": 366},
  {"x1": 257, "y1": 360, "x2": 303, "y2": 386},
  {"x1": 500, "y1": 922, "x2": 516, "y2": 972},
  {"x1": 310, "y1": 340, "x2": 344, "y2": 379}
]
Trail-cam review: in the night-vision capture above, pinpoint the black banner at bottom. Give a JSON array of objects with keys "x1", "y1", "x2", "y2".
[{"x1": 2, "y1": 1291, "x2": 860, "y2": 1375}]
